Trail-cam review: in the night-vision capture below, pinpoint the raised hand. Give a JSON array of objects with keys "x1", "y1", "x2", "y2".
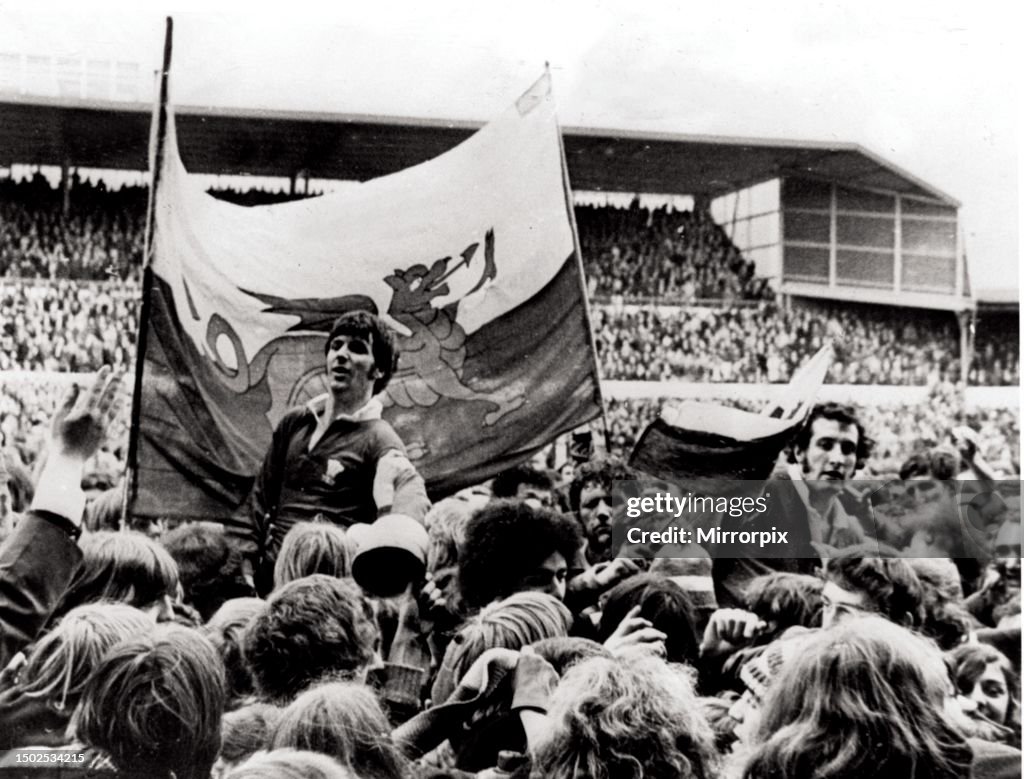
[
  {"x1": 603, "y1": 604, "x2": 667, "y2": 658},
  {"x1": 48, "y1": 366, "x2": 122, "y2": 462}
]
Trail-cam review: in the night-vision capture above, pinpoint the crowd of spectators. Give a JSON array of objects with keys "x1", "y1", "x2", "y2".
[
  {"x1": 2, "y1": 177, "x2": 1016, "y2": 385},
  {"x1": 595, "y1": 301, "x2": 982, "y2": 385},
  {"x1": 0, "y1": 278, "x2": 1015, "y2": 387},
  {"x1": 603, "y1": 395, "x2": 1020, "y2": 479},
  {"x1": 577, "y1": 200, "x2": 772, "y2": 301},
  {"x1": 0, "y1": 370, "x2": 1019, "y2": 778},
  {"x1": 0, "y1": 175, "x2": 145, "y2": 281},
  {"x1": 0, "y1": 279, "x2": 138, "y2": 372}
]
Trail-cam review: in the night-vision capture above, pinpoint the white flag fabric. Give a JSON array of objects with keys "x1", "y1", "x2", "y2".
[{"x1": 132, "y1": 74, "x2": 602, "y2": 520}]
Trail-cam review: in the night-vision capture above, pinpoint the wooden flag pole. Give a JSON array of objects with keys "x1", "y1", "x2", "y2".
[
  {"x1": 548, "y1": 62, "x2": 611, "y2": 450},
  {"x1": 122, "y1": 17, "x2": 173, "y2": 530}
]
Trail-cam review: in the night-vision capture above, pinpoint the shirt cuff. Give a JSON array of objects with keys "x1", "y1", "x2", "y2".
[{"x1": 30, "y1": 452, "x2": 87, "y2": 527}]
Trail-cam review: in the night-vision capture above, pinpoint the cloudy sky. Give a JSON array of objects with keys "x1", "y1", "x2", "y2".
[{"x1": 1, "y1": 0, "x2": 1019, "y2": 292}]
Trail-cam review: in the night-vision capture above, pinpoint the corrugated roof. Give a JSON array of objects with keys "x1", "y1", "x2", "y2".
[{"x1": 0, "y1": 93, "x2": 958, "y2": 204}]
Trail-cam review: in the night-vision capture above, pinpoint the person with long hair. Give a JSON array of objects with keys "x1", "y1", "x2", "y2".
[
  {"x1": 740, "y1": 616, "x2": 1020, "y2": 779},
  {"x1": 271, "y1": 681, "x2": 409, "y2": 778},
  {"x1": 0, "y1": 603, "x2": 150, "y2": 749},
  {"x1": 226, "y1": 749, "x2": 358, "y2": 779},
  {"x1": 273, "y1": 521, "x2": 355, "y2": 590},
  {"x1": 47, "y1": 530, "x2": 181, "y2": 624},
  {"x1": 949, "y1": 643, "x2": 1021, "y2": 748},
  {"x1": 73, "y1": 624, "x2": 227, "y2": 779},
  {"x1": 530, "y1": 652, "x2": 719, "y2": 779}
]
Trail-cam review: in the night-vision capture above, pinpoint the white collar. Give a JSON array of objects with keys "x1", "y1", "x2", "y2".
[{"x1": 306, "y1": 393, "x2": 383, "y2": 423}]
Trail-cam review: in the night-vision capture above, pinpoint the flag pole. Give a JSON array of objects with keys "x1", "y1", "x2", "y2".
[
  {"x1": 122, "y1": 16, "x2": 173, "y2": 530},
  {"x1": 548, "y1": 62, "x2": 610, "y2": 450}
]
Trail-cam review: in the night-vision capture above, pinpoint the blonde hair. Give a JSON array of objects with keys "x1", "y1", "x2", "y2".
[
  {"x1": 533, "y1": 654, "x2": 718, "y2": 779},
  {"x1": 17, "y1": 602, "x2": 150, "y2": 711},
  {"x1": 743, "y1": 616, "x2": 972, "y2": 779},
  {"x1": 274, "y1": 523, "x2": 354, "y2": 589}
]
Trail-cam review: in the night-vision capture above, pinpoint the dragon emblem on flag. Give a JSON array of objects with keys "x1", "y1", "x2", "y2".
[{"x1": 239, "y1": 228, "x2": 524, "y2": 444}]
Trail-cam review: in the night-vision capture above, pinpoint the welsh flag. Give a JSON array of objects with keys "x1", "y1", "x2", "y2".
[{"x1": 129, "y1": 74, "x2": 602, "y2": 521}]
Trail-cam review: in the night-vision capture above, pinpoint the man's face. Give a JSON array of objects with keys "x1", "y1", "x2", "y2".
[
  {"x1": 578, "y1": 482, "x2": 613, "y2": 558},
  {"x1": 326, "y1": 333, "x2": 379, "y2": 401},
  {"x1": 994, "y1": 520, "x2": 1021, "y2": 592},
  {"x1": 905, "y1": 475, "x2": 945, "y2": 508},
  {"x1": 821, "y1": 580, "x2": 871, "y2": 628},
  {"x1": 800, "y1": 418, "x2": 860, "y2": 488}
]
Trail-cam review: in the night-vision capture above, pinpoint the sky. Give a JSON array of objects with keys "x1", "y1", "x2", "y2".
[{"x1": 1, "y1": 0, "x2": 1019, "y2": 294}]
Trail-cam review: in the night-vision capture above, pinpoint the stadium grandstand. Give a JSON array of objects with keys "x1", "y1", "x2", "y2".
[
  {"x1": 0, "y1": 30, "x2": 1022, "y2": 779},
  {"x1": 0, "y1": 68, "x2": 1018, "y2": 481}
]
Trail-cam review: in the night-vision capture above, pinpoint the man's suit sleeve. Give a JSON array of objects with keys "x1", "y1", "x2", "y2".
[{"x1": 0, "y1": 511, "x2": 82, "y2": 669}]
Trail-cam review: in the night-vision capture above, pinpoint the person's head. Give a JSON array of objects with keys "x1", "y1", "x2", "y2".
[
  {"x1": 900, "y1": 501, "x2": 969, "y2": 559},
  {"x1": 532, "y1": 654, "x2": 719, "y2": 779},
  {"x1": 204, "y1": 597, "x2": 266, "y2": 706},
  {"x1": 242, "y1": 575, "x2": 381, "y2": 704},
  {"x1": 459, "y1": 500, "x2": 581, "y2": 608},
  {"x1": 569, "y1": 457, "x2": 637, "y2": 562},
  {"x1": 324, "y1": 311, "x2": 396, "y2": 399},
  {"x1": 744, "y1": 572, "x2": 824, "y2": 633},
  {"x1": 899, "y1": 449, "x2": 959, "y2": 508},
  {"x1": 16, "y1": 603, "x2": 150, "y2": 713},
  {"x1": 994, "y1": 518, "x2": 1022, "y2": 594},
  {"x1": 218, "y1": 702, "x2": 282, "y2": 774},
  {"x1": 791, "y1": 403, "x2": 872, "y2": 490},
  {"x1": 75, "y1": 624, "x2": 226, "y2": 779},
  {"x1": 822, "y1": 553, "x2": 925, "y2": 629},
  {"x1": 274, "y1": 522, "x2": 355, "y2": 589},
  {"x1": 226, "y1": 749, "x2": 358, "y2": 779},
  {"x1": 598, "y1": 574, "x2": 701, "y2": 666},
  {"x1": 50, "y1": 530, "x2": 180, "y2": 624},
  {"x1": 948, "y1": 643, "x2": 1020, "y2": 728},
  {"x1": 270, "y1": 682, "x2": 408, "y2": 779},
  {"x1": 741, "y1": 617, "x2": 972, "y2": 779},
  {"x1": 161, "y1": 522, "x2": 252, "y2": 621},
  {"x1": 431, "y1": 591, "x2": 572, "y2": 704},
  {"x1": 490, "y1": 464, "x2": 556, "y2": 508}
]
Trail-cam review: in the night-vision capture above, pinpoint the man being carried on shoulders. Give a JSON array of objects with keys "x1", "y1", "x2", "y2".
[{"x1": 239, "y1": 311, "x2": 429, "y2": 591}]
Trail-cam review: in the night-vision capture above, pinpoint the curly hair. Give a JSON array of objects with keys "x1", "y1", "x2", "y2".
[
  {"x1": 824, "y1": 553, "x2": 925, "y2": 629},
  {"x1": 742, "y1": 617, "x2": 972, "y2": 779},
  {"x1": 274, "y1": 522, "x2": 355, "y2": 589},
  {"x1": 568, "y1": 456, "x2": 637, "y2": 515},
  {"x1": 75, "y1": 624, "x2": 227, "y2": 779},
  {"x1": 242, "y1": 575, "x2": 379, "y2": 704},
  {"x1": 790, "y1": 403, "x2": 874, "y2": 471},
  {"x1": 49, "y1": 531, "x2": 180, "y2": 624},
  {"x1": 458, "y1": 500, "x2": 581, "y2": 609},
  {"x1": 532, "y1": 654, "x2": 719, "y2": 779},
  {"x1": 325, "y1": 312, "x2": 397, "y2": 396},
  {"x1": 271, "y1": 681, "x2": 408, "y2": 779}
]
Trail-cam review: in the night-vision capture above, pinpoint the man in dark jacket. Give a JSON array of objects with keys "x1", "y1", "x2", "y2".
[{"x1": 0, "y1": 366, "x2": 121, "y2": 669}]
